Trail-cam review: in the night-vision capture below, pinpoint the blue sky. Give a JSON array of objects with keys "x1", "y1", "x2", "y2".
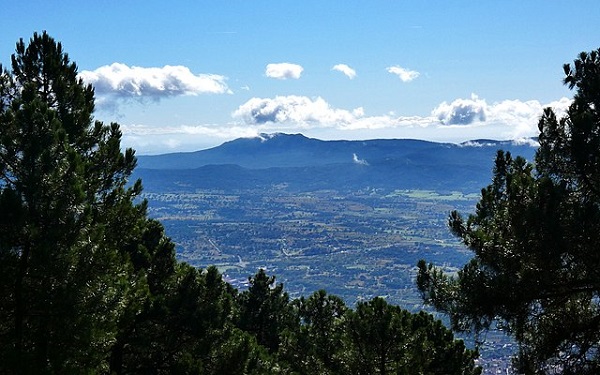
[{"x1": 2, "y1": 1, "x2": 600, "y2": 154}]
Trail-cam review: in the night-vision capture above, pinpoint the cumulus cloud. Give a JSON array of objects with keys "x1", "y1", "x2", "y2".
[
  {"x1": 265, "y1": 63, "x2": 304, "y2": 80},
  {"x1": 432, "y1": 94, "x2": 487, "y2": 125},
  {"x1": 431, "y1": 95, "x2": 573, "y2": 140},
  {"x1": 386, "y1": 65, "x2": 420, "y2": 82},
  {"x1": 432, "y1": 94, "x2": 570, "y2": 131},
  {"x1": 332, "y1": 64, "x2": 356, "y2": 79},
  {"x1": 79, "y1": 63, "x2": 231, "y2": 100},
  {"x1": 232, "y1": 95, "x2": 364, "y2": 126}
]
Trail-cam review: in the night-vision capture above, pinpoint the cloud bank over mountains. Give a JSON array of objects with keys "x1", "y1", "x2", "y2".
[
  {"x1": 120, "y1": 93, "x2": 570, "y2": 154},
  {"x1": 233, "y1": 94, "x2": 570, "y2": 136}
]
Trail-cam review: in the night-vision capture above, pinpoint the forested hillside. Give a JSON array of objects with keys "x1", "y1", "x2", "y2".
[{"x1": 0, "y1": 32, "x2": 480, "y2": 374}]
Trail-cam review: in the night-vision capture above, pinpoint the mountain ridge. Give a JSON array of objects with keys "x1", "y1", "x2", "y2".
[
  {"x1": 134, "y1": 133, "x2": 538, "y2": 193},
  {"x1": 137, "y1": 133, "x2": 537, "y2": 170}
]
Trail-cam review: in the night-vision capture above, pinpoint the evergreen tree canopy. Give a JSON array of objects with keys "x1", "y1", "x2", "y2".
[
  {"x1": 237, "y1": 268, "x2": 292, "y2": 354},
  {"x1": 417, "y1": 48, "x2": 600, "y2": 374},
  {"x1": 345, "y1": 297, "x2": 480, "y2": 375},
  {"x1": 0, "y1": 31, "x2": 142, "y2": 373},
  {"x1": 279, "y1": 290, "x2": 348, "y2": 374}
]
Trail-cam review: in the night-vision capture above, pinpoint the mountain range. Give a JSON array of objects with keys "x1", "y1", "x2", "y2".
[{"x1": 134, "y1": 133, "x2": 538, "y2": 193}]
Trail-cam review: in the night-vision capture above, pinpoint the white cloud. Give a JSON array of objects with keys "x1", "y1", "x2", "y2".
[
  {"x1": 232, "y1": 95, "x2": 364, "y2": 126},
  {"x1": 431, "y1": 94, "x2": 571, "y2": 140},
  {"x1": 265, "y1": 63, "x2": 304, "y2": 80},
  {"x1": 332, "y1": 64, "x2": 356, "y2": 79},
  {"x1": 386, "y1": 65, "x2": 420, "y2": 82},
  {"x1": 79, "y1": 63, "x2": 231, "y2": 100},
  {"x1": 432, "y1": 95, "x2": 572, "y2": 139},
  {"x1": 432, "y1": 94, "x2": 487, "y2": 125},
  {"x1": 486, "y1": 97, "x2": 570, "y2": 139}
]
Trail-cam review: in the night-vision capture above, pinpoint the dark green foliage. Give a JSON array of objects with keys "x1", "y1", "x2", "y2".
[
  {"x1": 345, "y1": 297, "x2": 480, "y2": 375},
  {"x1": 0, "y1": 31, "x2": 138, "y2": 373},
  {"x1": 345, "y1": 297, "x2": 412, "y2": 374},
  {"x1": 418, "y1": 48, "x2": 600, "y2": 373},
  {"x1": 280, "y1": 290, "x2": 348, "y2": 374},
  {"x1": 237, "y1": 269, "x2": 292, "y2": 354},
  {"x1": 110, "y1": 263, "x2": 270, "y2": 375},
  {"x1": 277, "y1": 287, "x2": 479, "y2": 375}
]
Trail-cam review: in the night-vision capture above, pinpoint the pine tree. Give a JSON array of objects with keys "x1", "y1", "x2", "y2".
[
  {"x1": 344, "y1": 297, "x2": 480, "y2": 375},
  {"x1": 237, "y1": 269, "x2": 292, "y2": 354},
  {"x1": 280, "y1": 290, "x2": 348, "y2": 374},
  {"x1": 0, "y1": 31, "x2": 142, "y2": 373},
  {"x1": 418, "y1": 48, "x2": 600, "y2": 373}
]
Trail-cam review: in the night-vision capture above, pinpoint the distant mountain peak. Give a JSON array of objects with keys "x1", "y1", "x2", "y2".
[{"x1": 257, "y1": 132, "x2": 309, "y2": 142}]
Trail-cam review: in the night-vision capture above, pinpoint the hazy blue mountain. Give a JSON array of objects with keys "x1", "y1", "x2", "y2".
[{"x1": 134, "y1": 133, "x2": 537, "y2": 193}]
